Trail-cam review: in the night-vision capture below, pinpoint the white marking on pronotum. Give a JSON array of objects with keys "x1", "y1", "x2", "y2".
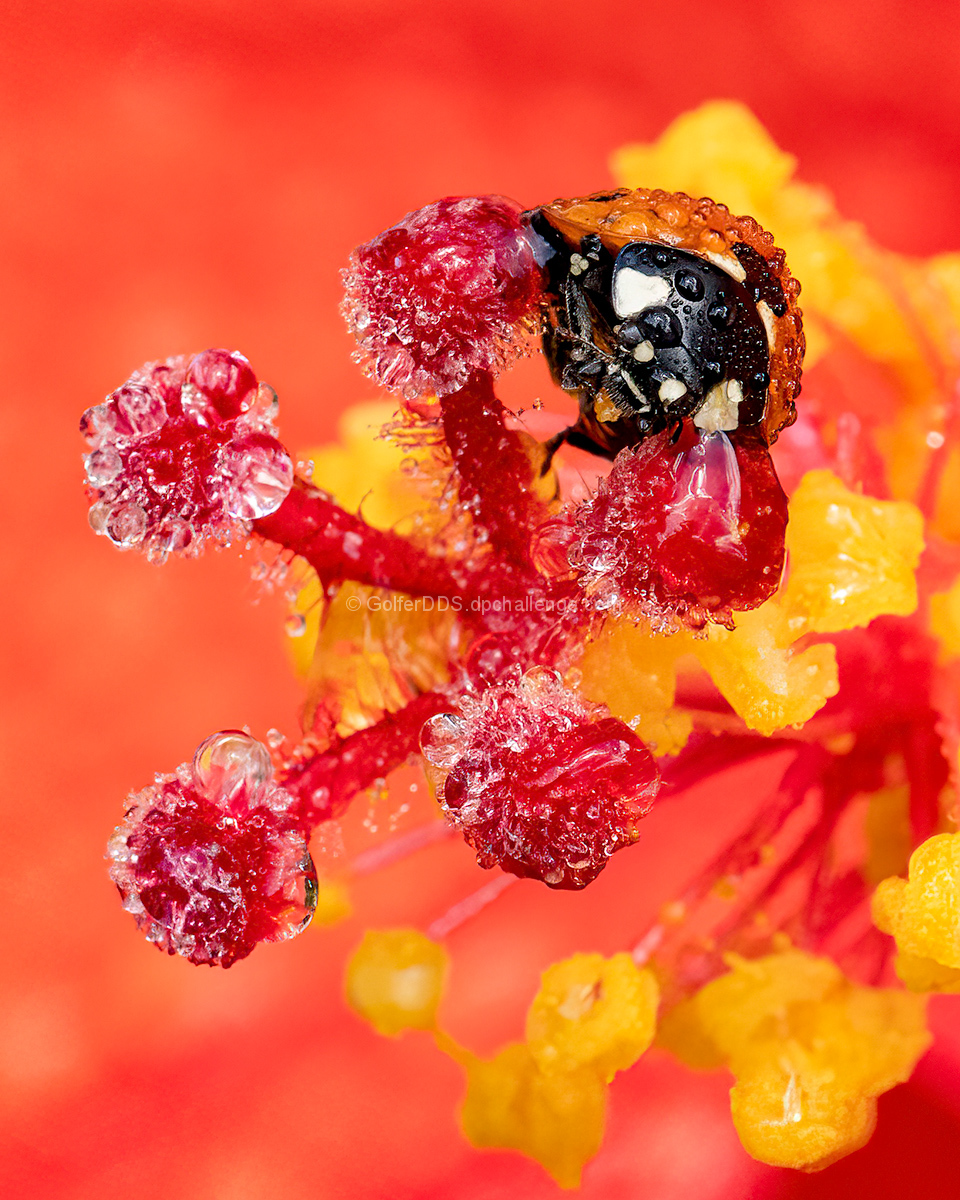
[
  {"x1": 658, "y1": 377, "x2": 687, "y2": 403},
  {"x1": 632, "y1": 340, "x2": 655, "y2": 363},
  {"x1": 756, "y1": 300, "x2": 777, "y2": 351},
  {"x1": 694, "y1": 379, "x2": 744, "y2": 433},
  {"x1": 705, "y1": 251, "x2": 747, "y2": 283},
  {"x1": 612, "y1": 267, "x2": 671, "y2": 318}
]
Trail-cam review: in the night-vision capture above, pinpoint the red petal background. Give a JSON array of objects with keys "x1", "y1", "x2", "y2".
[{"x1": 2, "y1": 1, "x2": 960, "y2": 1195}]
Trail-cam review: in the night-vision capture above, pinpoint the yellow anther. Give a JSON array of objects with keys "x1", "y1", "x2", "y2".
[
  {"x1": 345, "y1": 928, "x2": 448, "y2": 1036},
  {"x1": 889, "y1": 952, "x2": 960, "y2": 994},
  {"x1": 525, "y1": 952, "x2": 659, "y2": 1082},
  {"x1": 781, "y1": 471, "x2": 924, "y2": 634},
  {"x1": 578, "y1": 621, "x2": 691, "y2": 755},
  {"x1": 691, "y1": 600, "x2": 839, "y2": 736},
  {"x1": 873, "y1": 831, "x2": 960, "y2": 991},
  {"x1": 459, "y1": 1042, "x2": 606, "y2": 1190},
  {"x1": 730, "y1": 1060, "x2": 877, "y2": 1171},
  {"x1": 662, "y1": 948, "x2": 929, "y2": 1170},
  {"x1": 301, "y1": 579, "x2": 455, "y2": 736},
  {"x1": 655, "y1": 995, "x2": 725, "y2": 1071},
  {"x1": 665, "y1": 471, "x2": 921, "y2": 737}
]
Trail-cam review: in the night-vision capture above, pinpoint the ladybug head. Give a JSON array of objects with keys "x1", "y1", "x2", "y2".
[{"x1": 524, "y1": 198, "x2": 791, "y2": 457}]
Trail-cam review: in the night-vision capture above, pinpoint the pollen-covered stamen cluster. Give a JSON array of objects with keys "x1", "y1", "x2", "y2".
[
  {"x1": 542, "y1": 423, "x2": 787, "y2": 629},
  {"x1": 341, "y1": 195, "x2": 544, "y2": 398},
  {"x1": 81, "y1": 349, "x2": 293, "y2": 560},
  {"x1": 421, "y1": 667, "x2": 660, "y2": 889},
  {"x1": 93, "y1": 188, "x2": 805, "y2": 955},
  {"x1": 108, "y1": 731, "x2": 317, "y2": 967}
]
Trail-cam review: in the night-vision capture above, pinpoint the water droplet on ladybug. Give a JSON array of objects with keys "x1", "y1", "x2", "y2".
[
  {"x1": 675, "y1": 268, "x2": 704, "y2": 301},
  {"x1": 707, "y1": 298, "x2": 736, "y2": 329},
  {"x1": 637, "y1": 307, "x2": 682, "y2": 348}
]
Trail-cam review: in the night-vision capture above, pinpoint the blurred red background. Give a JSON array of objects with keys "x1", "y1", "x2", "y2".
[{"x1": 2, "y1": 1, "x2": 960, "y2": 1195}]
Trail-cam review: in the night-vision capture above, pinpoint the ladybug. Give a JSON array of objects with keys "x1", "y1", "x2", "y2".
[{"x1": 522, "y1": 188, "x2": 804, "y2": 462}]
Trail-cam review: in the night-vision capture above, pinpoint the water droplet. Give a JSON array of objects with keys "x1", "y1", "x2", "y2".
[
  {"x1": 87, "y1": 501, "x2": 111, "y2": 535},
  {"x1": 266, "y1": 728, "x2": 285, "y2": 750},
  {"x1": 114, "y1": 384, "x2": 168, "y2": 437},
  {"x1": 159, "y1": 519, "x2": 193, "y2": 554},
  {"x1": 79, "y1": 403, "x2": 116, "y2": 444},
  {"x1": 193, "y1": 729, "x2": 273, "y2": 802},
  {"x1": 85, "y1": 446, "x2": 122, "y2": 487},
  {"x1": 105, "y1": 502, "x2": 147, "y2": 547},
  {"x1": 565, "y1": 666, "x2": 584, "y2": 690},
  {"x1": 183, "y1": 349, "x2": 258, "y2": 423},
  {"x1": 285, "y1": 612, "x2": 307, "y2": 637},
  {"x1": 667, "y1": 429, "x2": 741, "y2": 537},
  {"x1": 520, "y1": 666, "x2": 562, "y2": 699},
  {"x1": 222, "y1": 435, "x2": 293, "y2": 520},
  {"x1": 247, "y1": 381, "x2": 280, "y2": 427},
  {"x1": 530, "y1": 518, "x2": 576, "y2": 578},
  {"x1": 420, "y1": 713, "x2": 467, "y2": 769},
  {"x1": 312, "y1": 785, "x2": 332, "y2": 810},
  {"x1": 272, "y1": 850, "x2": 319, "y2": 939}
]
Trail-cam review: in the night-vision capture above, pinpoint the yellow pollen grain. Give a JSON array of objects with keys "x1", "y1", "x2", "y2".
[{"x1": 593, "y1": 393, "x2": 621, "y2": 423}]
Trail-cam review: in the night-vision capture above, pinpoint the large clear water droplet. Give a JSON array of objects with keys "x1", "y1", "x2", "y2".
[
  {"x1": 194, "y1": 729, "x2": 273, "y2": 803},
  {"x1": 182, "y1": 349, "x2": 258, "y2": 424},
  {"x1": 666, "y1": 429, "x2": 741, "y2": 538},
  {"x1": 221, "y1": 435, "x2": 293, "y2": 520},
  {"x1": 420, "y1": 713, "x2": 467, "y2": 769}
]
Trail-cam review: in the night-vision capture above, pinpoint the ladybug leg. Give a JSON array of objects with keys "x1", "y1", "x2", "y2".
[
  {"x1": 539, "y1": 423, "x2": 618, "y2": 474},
  {"x1": 540, "y1": 428, "x2": 568, "y2": 474}
]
